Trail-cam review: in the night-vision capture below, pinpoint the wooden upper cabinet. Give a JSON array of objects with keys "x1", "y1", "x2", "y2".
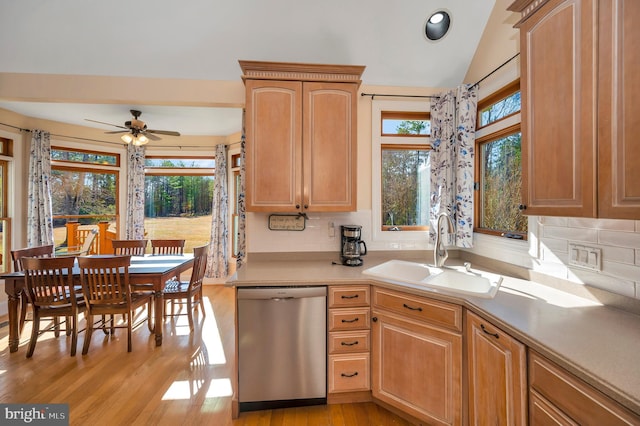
[
  {"x1": 597, "y1": 0, "x2": 640, "y2": 219},
  {"x1": 512, "y1": 0, "x2": 597, "y2": 217},
  {"x1": 509, "y1": 0, "x2": 640, "y2": 219},
  {"x1": 244, "y1": 79, "x2": 302, "y2": 211},
  {"x1": 240, "y1": 61, "x2": 365, "y2": 213}
]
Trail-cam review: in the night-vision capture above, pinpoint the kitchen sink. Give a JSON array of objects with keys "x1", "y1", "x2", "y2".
[{"x1": 362, "y1": 259, "x2": 503, "y2": 299}]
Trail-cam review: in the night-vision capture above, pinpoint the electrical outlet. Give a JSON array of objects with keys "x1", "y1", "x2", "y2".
[{"x1": 568, "y1": 243, "x2": 602, "y2": 271}]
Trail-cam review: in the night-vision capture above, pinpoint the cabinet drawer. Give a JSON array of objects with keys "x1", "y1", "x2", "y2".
[
  {"x1": 329, "y1": 285, "x2": 370, "y2": 308},
  {"x1": 529, "y1": 351, "x2": 640, "y2": 425},
  {"x1": 329, "y1": 308, "x2": 370, "y2": 331},
  {"x1": 372, "y1": 287, "x2": 462, "y2": 332},
  {"x1": 329, "y1": 330, "x2": 370, "y2": 354},
  {"x1": 329, "y1": 354, "x2": 370, "y2": 393}
]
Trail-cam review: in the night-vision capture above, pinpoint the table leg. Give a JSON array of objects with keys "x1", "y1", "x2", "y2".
[
  {"x1": 8, "y1": 293, "x2": 20, "y2": 353},
  {"x1": 154, "y1": 290, "x2": 164, "y2": 346}
]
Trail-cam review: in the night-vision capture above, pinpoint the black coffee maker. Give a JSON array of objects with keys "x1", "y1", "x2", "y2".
[{"x1": 341, "y1": 225, "x2": 367, "y2": 266}]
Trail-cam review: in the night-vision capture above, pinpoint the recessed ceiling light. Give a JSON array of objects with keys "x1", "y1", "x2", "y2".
[{"x1": 425, "y1": 10, "x2": 451, "y2": 41}]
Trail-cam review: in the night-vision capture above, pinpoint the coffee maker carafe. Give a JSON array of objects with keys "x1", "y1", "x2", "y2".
[{"x1": 341, "y1": 225, "x2": 367, "y2": 266}]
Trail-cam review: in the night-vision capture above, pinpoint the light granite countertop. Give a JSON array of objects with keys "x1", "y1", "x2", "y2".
[{"x1": 227, "y1": 252, "x2": 640, "y2": 416}]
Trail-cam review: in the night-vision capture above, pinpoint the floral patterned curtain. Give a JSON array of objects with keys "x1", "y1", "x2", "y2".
[
  {"x1": 27, "y1": 130, "x2": 54, "y2": 247},
  {"x1": 236, "y1": 111, "x2": 247, "y2": 268},
  {"x1": 125, "y1": 144, "x2": 146, "y2": 239},
  {"x1": 429, "y1": 85, "x2": 477, "y2": 248},
  {"x1": 206, "y1": 143, "x2": 229, "y2": 278}
]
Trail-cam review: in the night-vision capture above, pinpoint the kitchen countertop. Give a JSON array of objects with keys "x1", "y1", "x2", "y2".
[{"x1": 227, "y1": 252, "x2": 640, "y2": 416}]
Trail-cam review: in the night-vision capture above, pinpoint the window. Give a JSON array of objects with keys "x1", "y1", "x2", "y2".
[
  {"x1": 475, "y1": 81, "x2": 527, "y2": 239},
  {"x1": 0, "y1": 136, "x2": 12, "y2": 272},
  {"x1": 144, "y1": 156, "x2": 215, "y2": 253},
  {"x1": 51, "y1": 147, "x2": 119, "y2": 249},
  {"x1": 381, "y1": 145, "x2": 430, "y2": 230},
  {"x1": 372, "y1": 101, "x2": 432, "y2": 244},
  {"x1": 477, "y1": 80, "x2": 521, "y2": 129}
]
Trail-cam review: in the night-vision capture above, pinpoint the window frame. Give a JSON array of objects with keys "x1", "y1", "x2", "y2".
[
  {"x1": 0, "y1": 136, "x2": 12, "y2": 273},
  {"x1": 371, "y1": 99, "x2": 432, "y2": 247},
  {"x1": 474, "y1": 81, "x2": 527, "y2": 240},
  {"x1": 476, "y1": 80, "x2": 520, "y2": 130}
]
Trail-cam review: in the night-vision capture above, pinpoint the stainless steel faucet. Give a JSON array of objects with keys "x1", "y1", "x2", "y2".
[{"x1": 433, "y1": 212, "x2": 455, "y2": 267}]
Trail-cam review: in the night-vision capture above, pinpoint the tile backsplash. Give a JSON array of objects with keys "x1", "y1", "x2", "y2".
[
  {"x1": 470, "y1": 216, "x2": 640, "y2": 299},
  {"x1": 247, "y1": 211, "x2": 640, "y2": 300}
]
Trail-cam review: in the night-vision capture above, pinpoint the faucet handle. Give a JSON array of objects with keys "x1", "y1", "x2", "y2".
[{"x1": 464, "y1": 262, "x2": 472, "y2": 272}]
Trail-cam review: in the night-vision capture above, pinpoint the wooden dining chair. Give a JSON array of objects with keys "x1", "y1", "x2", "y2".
[
  {"x1": 151, "y1": 239, "x2": 185, "y2": 256},
  {"x1": 111, "y1": 239, "x2": 148, "y2": 256},
  {"x1": 22, "y1": 256, "x2": 85, "y2": 358},
  {"x1": 163, "y1": 244, "x2": 208, "y2": 331},
  {"x1": 78, "y1": 255, "x2": 154, "y2": 354},
  {"x1": 11, "y1": 244, "x2": 55, "y2": 333}
]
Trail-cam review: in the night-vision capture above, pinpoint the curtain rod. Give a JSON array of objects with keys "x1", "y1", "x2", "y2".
[{"x1": 361, "y1": 52, "x2": 521, "y2": 100}]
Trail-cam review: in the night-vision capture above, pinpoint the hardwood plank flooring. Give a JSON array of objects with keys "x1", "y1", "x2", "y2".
[{"x1": 0, "y1": 286, "x2": 413, "y2": 425}]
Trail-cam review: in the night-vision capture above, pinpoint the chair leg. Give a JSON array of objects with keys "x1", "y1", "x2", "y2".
[
  {"x1": 126, "y1": 312, "x2": 133, "y2": 352},
  {"x1": 26, "y1": 312, "x2": 40, "y2": 358},
  {"x1": 19, "y1": 294, "x2": 28, "y2": 334},
  {"x1": 70, "y1": 313, "x2": 78, "y2": 356},
  {"x1": 147, "y1": 299, "x2": 154, "y2": 333},
  {"x1": 198, "y1": 289, "x2": 206, "y2": 317},
  {"x1": 66, "y1": 316, "x2": 72, "y2": 336},
  {"x1": 83, "y1": 315, "x2": 94, "y2": 355},
  {"x1": 186, "y1": 297, "x2": 194, "y2": 332}
]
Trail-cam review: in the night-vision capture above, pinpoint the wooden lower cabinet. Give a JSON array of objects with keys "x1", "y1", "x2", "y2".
[
  {"x1": 372, "y1": 287, "x2": 462, "y2": 426},
  {"x1": 529, "y1": 351, "x2": 640, "y2": 425},
  {"x1": 466, "y1": 310, "x2": 527, "y2": 425},
  {"x1": 328, "y1": 285, "x2": 371, "y2": 401}
]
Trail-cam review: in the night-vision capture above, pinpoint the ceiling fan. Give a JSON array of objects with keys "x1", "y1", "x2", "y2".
[{"x1": 85, "y1": 109, "x2": 181, "y2": 146}]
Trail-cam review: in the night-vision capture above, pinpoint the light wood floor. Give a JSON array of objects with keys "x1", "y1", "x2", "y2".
[{"x1": 0, "y1": 286, "x2": 413, "y2": 425}]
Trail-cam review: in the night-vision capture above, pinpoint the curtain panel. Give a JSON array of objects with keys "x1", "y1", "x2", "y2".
[
  {"x1": 27, "y1": 130, "x2": 55, "y2": 247},
  {"x1": 236, "y1": 111, "x2": 247, "y2": 268},
  {"x1": 429, "y1": 85, "x2": 477, "y2": 248},
  {"x1": 207, "y1": 143, "x2": 229, "y2": 278},
  {"x1": 125, "y1": 144, "x2": 146, "y2": 240}
]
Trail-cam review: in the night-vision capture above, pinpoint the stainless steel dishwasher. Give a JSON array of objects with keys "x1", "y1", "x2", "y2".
[{"x1": 237, "y1": 286, "x2": 327, "y2": 412}]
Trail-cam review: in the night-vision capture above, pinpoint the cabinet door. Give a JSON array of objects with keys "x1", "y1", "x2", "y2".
[
  {"x1": 303, "y1": 82, "x2": 357, "y2": 211},
  {"x1": 597, "y1": 0, "x2": 640, "y2": 219},
  {"x1": 519, "y1": 0, "x2": 597, "y2": 217},
  {"x1": 372, "y1": 311, "x2": 462, "y2": 426},
  {"x1": 245, "y1": 79, "x2": 302, "y2": 212},
  {"x1": 466, "y1": 311, "x2": 527, "y2": 426}
]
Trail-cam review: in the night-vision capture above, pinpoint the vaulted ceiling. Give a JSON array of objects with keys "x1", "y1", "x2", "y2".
[{"x1": 0, "y1": 0, "x2": 497, "y2": 138}]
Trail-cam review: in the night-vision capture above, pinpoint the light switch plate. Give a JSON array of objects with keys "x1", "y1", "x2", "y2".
[{"x1": 568, "y1": 243, "x2": 602, "y2": 271}]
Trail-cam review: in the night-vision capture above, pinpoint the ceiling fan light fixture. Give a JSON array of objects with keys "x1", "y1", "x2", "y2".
[
  {"x1": 135, "y1": 135, "x2": 149, "y2": 146},
  {"x1": 121, "y1": 134, "x2": 133, "y2": 143}
]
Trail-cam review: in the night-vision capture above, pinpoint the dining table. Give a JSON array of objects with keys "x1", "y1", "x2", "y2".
[{"x1": 1, "y1": 254, "x2": 195, "y2": 353}]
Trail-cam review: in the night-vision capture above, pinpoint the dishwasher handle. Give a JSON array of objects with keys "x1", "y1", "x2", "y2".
[{"x1": 238, "y1": 286, "x2": 327, "y2": 300}]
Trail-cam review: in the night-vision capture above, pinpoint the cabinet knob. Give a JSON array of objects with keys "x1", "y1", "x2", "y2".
[
  {"x1": 295, "y1": 204, "x2": 300, "y2": 209},
  {"x1": 518, "y1": 204, "x2": 527, "y2": 211},
  {"x1": 303, "y1": 204, "x2": 308, "y2": 209},
  {"x1": 372, "y1": 317, "x2": 378, "y2": 322}
]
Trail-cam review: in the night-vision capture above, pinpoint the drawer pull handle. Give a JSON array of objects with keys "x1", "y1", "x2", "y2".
[
  {"x1": 341, "y1": 372, "x2": 359, "y2": 378},
  {"x1": 481, "y1": 324, "x2": 499, "y2": 339},
  {"x1": 341, "y1": 318, "x2": 359, "y2": 323},
  {"x1": 341, "y1": 294, "x2": 359, "y2": 299},
  {"x1": 403, "y1": 303, "x2": 423, "y2": 312},
  {"x1": 341, "y1": 340, "x2": 359, "y2": 346}
]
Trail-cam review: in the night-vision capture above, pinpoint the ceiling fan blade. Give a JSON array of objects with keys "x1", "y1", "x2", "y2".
[
  {"x1": 147, "y1": 129, "x2": 181, "y2": 137},
  {"x1": 104, "y1": 130, "x2": 129, "y2": 134},
  {"x1": 145, "y1": 133, "x2": 162, "y2": 141},
  {"x1": 85, "y1": 119, "x2": 128, "y2": 129}
]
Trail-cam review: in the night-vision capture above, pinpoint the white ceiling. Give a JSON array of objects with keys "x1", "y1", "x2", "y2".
[{"x1": 0, "y1": 0, "x2": 495, "y2": 137}]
